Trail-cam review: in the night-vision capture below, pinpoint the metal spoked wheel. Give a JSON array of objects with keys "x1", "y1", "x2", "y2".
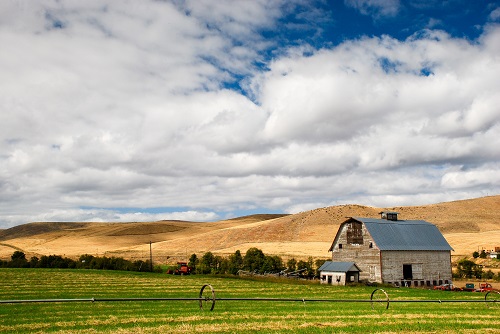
[
  {"x1": 199, "y1": 284, "x2": 216, "y2": 311},
  {"x1": 370, "y1": 288, "x2": 390, "y2": 310},
  {"x1": 485, "y1": 290, "x2": 500, "y2": 308}
]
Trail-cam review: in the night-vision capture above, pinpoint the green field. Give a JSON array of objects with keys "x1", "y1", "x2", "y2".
[{"x1": 1, "y1": 269, "x2": 499, "y2": 333}]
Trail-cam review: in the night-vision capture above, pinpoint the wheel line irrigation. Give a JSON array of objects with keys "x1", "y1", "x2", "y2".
[{"x1": 1, "y1": 285, "x2": 499, "y2": 311}]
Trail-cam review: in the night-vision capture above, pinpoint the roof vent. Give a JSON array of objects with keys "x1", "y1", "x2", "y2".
[{"x1": 380, "y1": 211, "x2": 399, "y2": 221}]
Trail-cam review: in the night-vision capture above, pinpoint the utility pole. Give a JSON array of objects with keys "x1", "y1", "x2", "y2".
[{"x1": 150, "y1": 241, "x2": 153, "y2": 272}]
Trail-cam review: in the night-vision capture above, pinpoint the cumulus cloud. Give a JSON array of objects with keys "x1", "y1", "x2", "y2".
[{"x1": 0, "y1": 1, "x2": 499, "y2": 228}]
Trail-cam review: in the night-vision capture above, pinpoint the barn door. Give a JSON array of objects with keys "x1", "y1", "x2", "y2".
[{"x1": 403, "y1": 264, "x2": 413, "y2": 280}]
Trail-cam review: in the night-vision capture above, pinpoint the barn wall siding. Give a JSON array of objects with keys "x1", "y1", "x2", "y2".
[{"x1": 381, "y1": 250, "x2": 452, "y2": 285}]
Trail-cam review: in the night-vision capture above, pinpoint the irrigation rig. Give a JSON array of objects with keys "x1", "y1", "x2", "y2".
[{"x1": 1, "y1": 284, "x2": 499, "y2": 311}]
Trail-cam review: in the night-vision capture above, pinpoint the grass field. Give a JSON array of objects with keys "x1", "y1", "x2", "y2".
[{"x1": 1, "y1": 269, "x2": 499, "y2": 333}]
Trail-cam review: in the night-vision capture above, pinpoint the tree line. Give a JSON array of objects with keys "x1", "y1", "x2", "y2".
[
  {"x1": 186, "y1": 247, "x2": 327, "y2": 278},
  {"x1": 1, "y1": 251, "x2": 157, "y2": 272},
  {"x1": 454, "y1": 257, "x2": 500, "y2": 281},
  {"x1": 1, "y1": 248, "x2": 327, "y2": 278}
]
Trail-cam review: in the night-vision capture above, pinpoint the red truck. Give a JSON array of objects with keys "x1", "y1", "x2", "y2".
[
  {"x1": 477, "y1": 283, "x2": 494, "y2": 292},
  {"x1": 462, "y1": 283, "x2": 494, "y2": 292}
]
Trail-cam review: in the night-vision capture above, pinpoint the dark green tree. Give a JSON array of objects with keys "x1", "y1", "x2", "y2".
[
  {"x1": 10, "y1": 251, "x2": 28, "y2": 267},
  {"x1": 11, "y1": 251, "x2": 26, "y2": 261},
  {"x1": 297, "y1": 257, "x2": 315, "y2": 278},
  {"x1": 456, "y1": 259, "x2": 482, "y2": 279},
  {"x1": 261, "y1": 255, "x2": 284, "y2": 274},
  {"x1": 29, "y1": 256, "x2": 39, "y2": 268},
  {"x1": 188, "y1": 253, "x2": 198, "y2": 272},
  {"x1": 479, "y1": 250, "x2": 487, "y2": 259},
  {"x1": 483, "y1": 269, "x2": 495, "y2": 279},
  {"x1": 472, "y1": 251, "x2": 479, "y2": 258},
  {"x1": 243, "y1": 247, "x2": 266, "y2": 273},
  {"x1": 213, "y1": 255, "x2": 224, "y2": 274},
  {"x1": 199, "y1": 251, "x2": 215, "y2": 274},
  {"x1": 314, "y1": 259, "x2": 328, "y2": 277},
  {"x1": 227, "y1": 250, "x2": 243, "y2": 275},
  {"x1": 287, "y1": 258, "x2": 297, "y2": 272}
]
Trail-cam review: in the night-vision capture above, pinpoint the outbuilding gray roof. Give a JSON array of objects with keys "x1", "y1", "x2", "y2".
[
  {"x1": 329, "y1": 217, "x2": 453, "y2": 251},
  {"x1": 318, "y1": 261, "x2": 361, "y2": 273}
]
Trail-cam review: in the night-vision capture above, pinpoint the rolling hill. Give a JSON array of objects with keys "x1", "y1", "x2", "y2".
[{"x1": 1, "y1": 196, "x2": 499, "y2": 264}]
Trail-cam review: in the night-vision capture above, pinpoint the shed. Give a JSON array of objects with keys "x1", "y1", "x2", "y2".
[{"x1": 318, "y1": 261, "x2": 361, "y2": 285}]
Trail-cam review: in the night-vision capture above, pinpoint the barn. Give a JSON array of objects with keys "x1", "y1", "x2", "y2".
[{"x1": 328, "y1": 212, "x2": 454, "y2": 287}]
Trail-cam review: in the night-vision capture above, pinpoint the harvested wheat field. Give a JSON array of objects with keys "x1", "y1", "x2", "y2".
[{"x1": 0, "y1": 196, "x2": 499, "y2": 264}]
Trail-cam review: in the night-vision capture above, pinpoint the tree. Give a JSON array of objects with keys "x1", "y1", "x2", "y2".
[
  {"x1": 243, "y1": 247, "x2": 266, "y2": 273},
  {"x1": 199, "y1": 252, "x2": 215, "y2": 274},
  {"x1": 213, "y1": 255, "x2": 224, "y2": 274},
  {"x1": 456, "y1": 259, "x2": 483, "y2": 279},
  {"x1": 314, "y1": 259, "x2": 328, "y2": 277},
  {"x1": 227, "y1": 250, "x2": 243, "y2": 275},
  {"x1": 188, "y1": 253, "x2": 198, "y2": 273},
  {"x1": 78, "y1": 254, "x2": 95, "y2": 269},
  {"x1": 10, "y1": 251, "x2": 28, "y2": 267},
  {"x1": 11, "y1": 251, "x2": 26, "y2": 261},
  {"x1": 479, "y1": 250, "x2": 487, "y2": 259},
  {"x1": 483, "y1": 269, "x2": 495, "y2": 279},
  {"x1": 287, "y1": 258, "x2": 297, "y2": 272},
  {"x1": 472, "y1": 251, "x2": 479, "y2": 259},
  {"x1": 261, "y1": 255, "x2": 284, "y2": 274},
  {"x1": 29, "y1": 256, "x2": 39, "y2": 268}
]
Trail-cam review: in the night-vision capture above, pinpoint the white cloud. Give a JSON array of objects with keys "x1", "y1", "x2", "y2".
[
  {"x1": 441, "y1": 164, "x2": 500, "y2": 190},
  {"x1": 0, "y1": 1, "x2": 499, "y2": 228}
]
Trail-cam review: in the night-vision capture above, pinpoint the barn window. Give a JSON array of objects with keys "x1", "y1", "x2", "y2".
[
  {"x1": 338, "y1": 244, "x2": 343, "y2": 249},
  {"x1": 346, "y1": 221, "x2": 363, "y2": 244}
]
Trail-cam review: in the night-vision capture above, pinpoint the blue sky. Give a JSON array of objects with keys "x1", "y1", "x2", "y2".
[{"x1": 1, "y1": 0, "x2": 499, "y2": 228}]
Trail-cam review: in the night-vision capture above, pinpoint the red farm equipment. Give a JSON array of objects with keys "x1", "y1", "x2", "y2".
[{"x1": 169, "y1": 262, "x2": 192, "y2": 275}]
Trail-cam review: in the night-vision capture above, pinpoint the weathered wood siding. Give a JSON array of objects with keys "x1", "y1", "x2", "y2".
[
  {"x1": 381, "y1": 250, "x2": 452, "y2": 286},
  {"x1": 331, "y1": 222, "x2": 382, "y2": 282}
]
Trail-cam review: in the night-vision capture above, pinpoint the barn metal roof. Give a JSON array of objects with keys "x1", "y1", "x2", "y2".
[
  {"x1": 318, "y1": 261, "x2": 361, "y2": 273},
  {"x1": 352, "y1": 217, "x2": 454, "y2": 251}
]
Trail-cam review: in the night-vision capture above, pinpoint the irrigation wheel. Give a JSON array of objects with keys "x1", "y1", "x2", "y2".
[
  {"x1": 199, "y1": 284, "x2": 216, "y2": 311},
  {"x1": 485, "y1": 290, "x2": 500, "y2": 308},
  {"x1": 370, "y1": 288, "x2": 390, "y2": 310}
]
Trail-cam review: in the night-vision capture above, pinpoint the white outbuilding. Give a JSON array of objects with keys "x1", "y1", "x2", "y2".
[{"x1": 318, "y1": 261, "x2": 361, "y2": 285}]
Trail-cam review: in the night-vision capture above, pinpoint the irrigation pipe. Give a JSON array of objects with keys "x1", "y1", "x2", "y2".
[{"x1": 1, "y1": 285, "x2": 498, "y2": 311}]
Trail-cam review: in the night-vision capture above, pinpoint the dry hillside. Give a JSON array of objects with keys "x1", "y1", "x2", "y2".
[{"x1": 1, "y1": 196, "x2": 499, "y2": 263}]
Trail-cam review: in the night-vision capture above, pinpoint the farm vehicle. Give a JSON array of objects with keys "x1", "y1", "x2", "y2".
[
  {"x1": 433, "y1": 283, "x2": 462, "y2": 291},
  {"x1": 462, "y1": 283, "x2": 494, "y2": 292},
  {"x1": 433, "y1": 282, "x2": 495, "y2": 292},
  {"x1": 166, "y1": 262, "x2": 193, "y2": 275}
]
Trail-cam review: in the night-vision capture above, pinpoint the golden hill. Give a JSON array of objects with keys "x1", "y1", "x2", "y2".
[{"x1": 1, "y1": 196, "x2": 499, "y2": 264}]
